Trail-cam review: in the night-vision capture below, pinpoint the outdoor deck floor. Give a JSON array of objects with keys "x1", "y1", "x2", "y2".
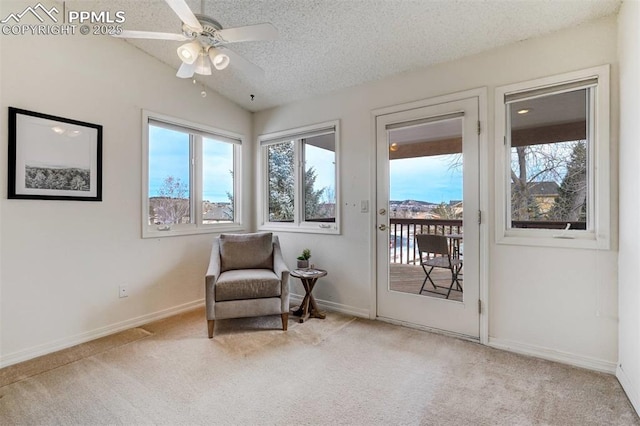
[{"x1": 389, "y1": 263, "x2": 463, "y2": 302}]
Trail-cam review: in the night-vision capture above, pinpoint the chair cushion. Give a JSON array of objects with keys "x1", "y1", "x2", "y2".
[
  {"x1": 215, "y1": 269, "x2": 281, "y2": 302},
  {"x1": 219, "y1": 232, "x2": 273, "y2": 272}
]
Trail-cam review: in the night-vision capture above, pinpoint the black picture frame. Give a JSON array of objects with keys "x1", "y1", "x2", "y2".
[{"x1": 8, "y1": 107, "x2": 102, "y2": 201}]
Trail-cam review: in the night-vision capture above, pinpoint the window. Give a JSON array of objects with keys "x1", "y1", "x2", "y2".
[
  {"x1": 260, "y1": 120, "x2": 339, "y2": 234},
  {"x1": 142, "y1": 111, "x2": 243, "y2": 238},
  {"x1": 495, "y1": 65, "x2": 610, "y2": 248}
]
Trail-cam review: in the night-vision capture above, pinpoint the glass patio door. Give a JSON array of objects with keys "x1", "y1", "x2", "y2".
[{"x1": 375, "y1": 97, "x2": 480, "y2": 338}]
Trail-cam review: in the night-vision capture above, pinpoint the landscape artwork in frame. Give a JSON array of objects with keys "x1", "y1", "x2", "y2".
[{"x1": 8, "y1": 107, "x2": 102, "y2": 201}]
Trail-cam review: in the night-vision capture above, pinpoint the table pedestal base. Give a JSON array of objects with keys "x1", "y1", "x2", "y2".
[{"x1": 291, "y1": 277, "x2": 326, "y2": 323}]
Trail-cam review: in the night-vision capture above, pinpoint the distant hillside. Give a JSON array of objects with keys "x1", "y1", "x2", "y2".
[
  {"x1": 390, "y1": 199, "x2": 438, "y2": 207},
  {"x1": 390, "y1": 199, "x2": 462, "y2": 219}
]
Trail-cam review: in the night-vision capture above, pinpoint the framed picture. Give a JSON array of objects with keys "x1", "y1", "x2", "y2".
[{"x1": 8, "y1": 107, "x2": 102, "y2": 201}]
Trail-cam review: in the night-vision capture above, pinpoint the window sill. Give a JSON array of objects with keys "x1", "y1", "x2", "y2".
[
  {"x1": 497, "y1": 230, "x2": 609, "y2": 250},
  {"x1": 143, "y1": 223, "x2": 245, "y2": 239},
  {"x1": 258, "y1": 222, "x2": 340, "y2": 235}
]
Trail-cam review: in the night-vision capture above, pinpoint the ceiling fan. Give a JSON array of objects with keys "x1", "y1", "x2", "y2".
[{"x1": 114, "y1": 0, "x2": 278, "y2": 79}]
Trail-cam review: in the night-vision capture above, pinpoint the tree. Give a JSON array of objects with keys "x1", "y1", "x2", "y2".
[
  {"x1": 320, "y1": 186, "x2": 336, "y2": 219},
  {"x1": 153, "y1": 176, "x2": 189, "y2": 224},
  {"x1": 267, "y1": 142, "x2": 295, "y2": 221},
  {"x1": 224, "y1": 169, "x2": 234, "y2": 221},
  {"x1": 304, "y1": 166, "x2": 326, "y2": 220},
  {"x1": 549, "y1": 141, "x2": 587, "y2": 222},
  {"x1": 70, "y1": 175, "x2": 87, "y2": 191},
  {"x1": 30, "y1": 170, "x2": 47, "y2": 188},
  {"x1": 267, "y1": 142, "x2": 328, "y2": 221},
  {"x1": 432, "y1": 202, "x2": 462, "y2": 220},
  {"x1": 510, "y1": 142, "x2": 571, "y2": 221}
]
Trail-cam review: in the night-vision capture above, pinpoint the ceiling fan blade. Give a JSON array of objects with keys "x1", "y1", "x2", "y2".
[
  {"x1": 165, "y1": 0, "x2": 203, "y2": 32},
  {"x1": 221, "y1": 48, "x2": 265, "y2": 79},
  {"x1": 114, "y1": 30, "x2": 190, "y2": 41},
  {"x1": 176, "y1": 61, "x2": 196, "y2": 78},
  {"x1": 215, "y1": 23, "x2": 278, "y2": 44}
]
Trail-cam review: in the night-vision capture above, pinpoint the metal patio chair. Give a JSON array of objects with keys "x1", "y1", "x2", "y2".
[{"x1": 415, "y1": 233, "x2": 463, "y2": 299}]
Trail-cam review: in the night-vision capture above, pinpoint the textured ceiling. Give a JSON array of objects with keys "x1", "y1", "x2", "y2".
[{"x1": 91, "y1": 0, "x2": 620, "y2": 112}]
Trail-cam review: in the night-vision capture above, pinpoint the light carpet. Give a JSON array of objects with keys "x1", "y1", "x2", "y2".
[
  {"x1": 0, "y1": 327, "x2": 151, "y2": 388},
  {"x1": 0, "y1": 308, "x2": 638, "y2": 425}
]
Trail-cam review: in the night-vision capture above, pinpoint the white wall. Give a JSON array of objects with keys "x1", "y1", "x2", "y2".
[
  {"x1": 617, "y1": 0, "x2": 640, "y2": 413},
  {"x1": 254, "y1": 16, "x2": 620, "y2": 370},
  {"x1": 0, "y1": 1, "x2": 252, "y2": 366}
]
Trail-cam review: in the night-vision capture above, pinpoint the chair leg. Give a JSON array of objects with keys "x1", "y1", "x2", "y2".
[
  {"x1": 207, "y1": 320, "x2": 215, "y2": 338},
  {"x1": 445, "y1": 277, "x2": 455, "y2": 299},
  {"x1": 455, "y1": 262, "x2": 464, "y2": 291},
  {"x1": 455, "y1": 275, "x2": 463, "y2": 291},
  {"x1": 445, "y1": 269, "x2": 462, "y2": 299},
  {"x1": 419, "y1": 266, "x2": 437, "y2": 294},
  {"x1": 419, "y1": 276, "x2": 428, "y2": 294},
  {"x1": 281, "y1": 313, "x2": 288, "y2": 331}
]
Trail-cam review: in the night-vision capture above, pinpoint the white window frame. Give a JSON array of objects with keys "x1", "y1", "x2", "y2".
[
  {"x1": 258, "y1": 120, "x2": 340, "y2": 234},
  {"x1": 495, "y1": 65, "x2": 610, "y2": 249},
  {"x1": 142, "y1": 110, "x2": 244, "y2": 238}
]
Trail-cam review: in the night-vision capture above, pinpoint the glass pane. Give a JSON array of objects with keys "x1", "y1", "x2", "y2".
[
  {"x1": 303, "y1": 134, "x2": 336, "y2": 222},
  {"x1": 267, "y1": 141, "x2": 294, "y2": 222},
  {"x1": 202, "y1": 138, "x2": 234, "y2": 224},
  {"x1": 508, "y1": 88, "x2": 589, "y2": 230},
  {"x1": 388, "y1": 118, "x2": 464, "y2": 302},
  {"x1": 148, "y1": 125, "x2": 191, "y2": 225}
]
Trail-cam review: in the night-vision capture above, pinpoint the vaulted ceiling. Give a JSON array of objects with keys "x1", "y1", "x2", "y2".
[{"x1": 97, "y1": 0, "x2": 621, "y2": 112}]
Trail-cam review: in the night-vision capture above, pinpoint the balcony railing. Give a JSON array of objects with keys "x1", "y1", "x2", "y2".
[
  {"x1": 389, "y1": 218, "x2": 587, "y2": 265},
  {"x1": 390, "y1": 218, "x2": 463, "y2": 265}
]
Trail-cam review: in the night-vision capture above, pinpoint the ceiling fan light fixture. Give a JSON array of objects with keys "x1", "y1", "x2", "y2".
[
  {"x1": 177, "y1": 41, "x2": 201, "y2": 64},
  {"x1": 194, "y1": 52, "x2": 212, "y2": 75},
  {"x1": 176, "y1": 61, "x2": 197, "y2": 78},
  {"x1": 208, "y1": 48, "x2": 230, "y2": 70}
]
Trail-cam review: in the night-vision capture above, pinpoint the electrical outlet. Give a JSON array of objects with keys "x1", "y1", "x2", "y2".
[{"x1": 119, "y1": 285, "x2": 129, "y2": 298}]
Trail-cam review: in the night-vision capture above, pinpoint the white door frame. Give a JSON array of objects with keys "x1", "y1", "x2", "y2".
[{"x1": 369, "y1": 87, "x2": 489, "y2": 344}]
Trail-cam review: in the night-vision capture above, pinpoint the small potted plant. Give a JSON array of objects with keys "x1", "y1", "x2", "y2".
[{"x1": 297, "y1": 249, "x2": 311, "y2": 269}]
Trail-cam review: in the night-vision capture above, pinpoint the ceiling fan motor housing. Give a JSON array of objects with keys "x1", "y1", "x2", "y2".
[{"x1": 184, "y1": 14, "x2": 226, "y2": 48}]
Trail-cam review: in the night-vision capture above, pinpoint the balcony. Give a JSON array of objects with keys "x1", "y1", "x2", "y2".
[
  {"x1": 388, "y1": 218, "x2": 463, "y2": 300},
  {"x1": 388, "y1": 218, "x2": 585, "y2": 301}
]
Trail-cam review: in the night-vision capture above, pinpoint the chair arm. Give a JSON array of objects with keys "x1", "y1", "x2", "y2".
[
  {"x1": 205, "y1": 237, "x2": 221, "y2": 319},
  {"x1": 272, "y1": 236, "x2": 290, "y2": 308},
  {"x1": 205, "y1": 238, "x2": 221, "y2": 280}
]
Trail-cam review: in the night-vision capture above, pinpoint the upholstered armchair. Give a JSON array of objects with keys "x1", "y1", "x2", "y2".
[{"x1": 205, "y1": 232, "x2": 290, "y2": 337}]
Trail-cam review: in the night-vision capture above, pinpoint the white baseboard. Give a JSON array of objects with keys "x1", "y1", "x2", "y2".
[
  {"x1": 289, "y1": 293, "x2": 370, "y2": 318},
  {"x1": 0, "y1": 299, "x2": 205, "y2": 369},
  {"x1": 617, "y1": 365, "x2": 640, "y2": 415},
  {"x1": 488, "y1": 337, "x2": 617, "y2": 374}
]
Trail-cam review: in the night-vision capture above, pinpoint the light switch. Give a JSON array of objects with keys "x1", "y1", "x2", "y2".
[{"x1": 360, "y1": 200, "x2": 369, "y2": 213}]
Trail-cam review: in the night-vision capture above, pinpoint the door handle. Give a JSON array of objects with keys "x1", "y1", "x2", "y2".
[
  {"x1": 379, "y1": 208, "x2": 386, "y2": 215},
  {"x1": 378, "y1": 224, "x2": 387, "y2": 231}
]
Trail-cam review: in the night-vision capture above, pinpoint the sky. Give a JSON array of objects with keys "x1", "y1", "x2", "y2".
[
  {"x1": 148, "y1": 126, "x2": 233, "y2": 202},
  {"x1": 390, "y1": 154, "x2": 462, "y2": 203},
  {"x1": 149, "y1": 124, "x2": 460, "y2": 204},
  {"x1": 149, "y1": 126, "x2": 335, "y2": 203},
  {"x1": 305, "y1": 144, "x2": 335, "y2": 201}
]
